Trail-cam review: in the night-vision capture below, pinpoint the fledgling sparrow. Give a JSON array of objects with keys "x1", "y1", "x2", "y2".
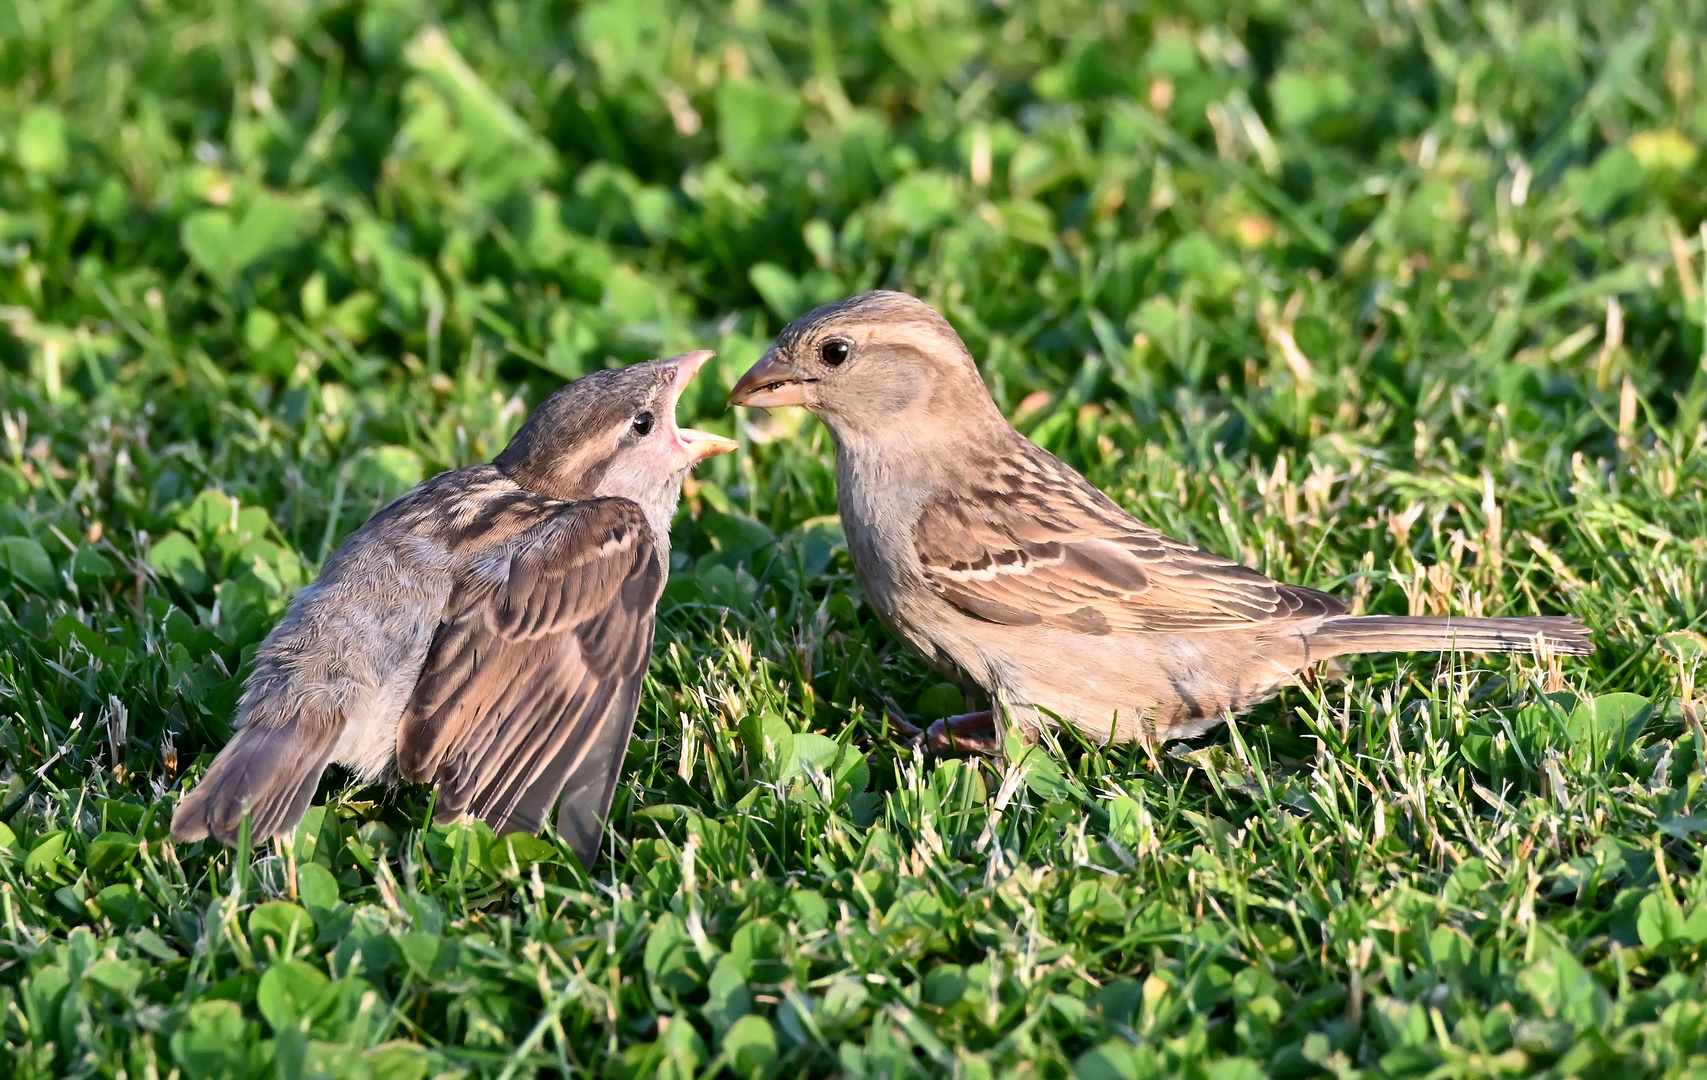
[
  {"x1": 730, "y1": 291, "x2": 1591, "y2": 751},
  {"x1": 171, "y1": 352, "x2": 737, "y2": 861}
]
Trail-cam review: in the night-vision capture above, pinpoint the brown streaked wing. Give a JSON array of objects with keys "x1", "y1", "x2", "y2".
[
  {"x1": 396, "y1": 497, "x2": 663, "y2": 859},
  {"x1": 914, "y1": 444, "x2": 1345, "y2": 633}
]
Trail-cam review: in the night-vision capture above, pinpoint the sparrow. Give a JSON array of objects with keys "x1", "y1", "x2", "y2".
[
  {"x1": 171, "y1": 351, "x2": 737, "y2": 861},
  {"x1": 729, "y1": 291, "x2": 1592, "y2": 752}
]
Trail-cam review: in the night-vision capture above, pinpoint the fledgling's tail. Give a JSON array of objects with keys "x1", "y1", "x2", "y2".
[
  {"x1": 170, "y1": 710, "x2": 339, "y2": 847},
  {"x1": 1307, "y1": 614, "x2": 1594, "y2": 659}
]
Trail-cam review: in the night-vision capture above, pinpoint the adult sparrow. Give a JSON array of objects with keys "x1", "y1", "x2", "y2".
[
  {"x1": 171, "y1": 352, "x2": 737, "y2": 861},
  {"x1": 729, "y1": 291, "x2": 1591, "y2": 752}
]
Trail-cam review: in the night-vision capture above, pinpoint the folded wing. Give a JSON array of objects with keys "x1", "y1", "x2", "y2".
[
  {"x1": 396, "y1": 496, "x2": 663, "y2": 861},
  {"x1": 915, "y1": 445, "x2": 1344, "y2": 633}
]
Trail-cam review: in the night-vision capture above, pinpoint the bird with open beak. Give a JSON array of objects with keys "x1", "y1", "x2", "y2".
[
  {"x1": 730, "y1": 291, "x2": 1592, "y2": 753},
  {"x1": 172, "y1": 351, "x2": 737, "y2": 863}
]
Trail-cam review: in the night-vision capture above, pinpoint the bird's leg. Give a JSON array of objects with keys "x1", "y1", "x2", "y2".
[{"x1": 926, "y1": 710, "x2": 1001, "y2": 755}]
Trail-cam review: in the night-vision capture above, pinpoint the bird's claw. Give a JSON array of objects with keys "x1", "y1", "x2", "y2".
[
  {"x1": 884, "y1": 710, "x2": 1002, "y2": 755},
  {"x1": 882, "y1": 711, "x2": 926, "y2": 744},
  {"x1": 926, "y1": 711, "x2": 1002, "y2": 756}
]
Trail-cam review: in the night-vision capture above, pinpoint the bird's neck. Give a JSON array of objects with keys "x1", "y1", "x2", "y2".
[
  {"x1": 591, "y1": 471, "x2": 682, "y2": 561},
  {"x1": 828, "y1": 403, "x2": 1020, "y2": 496}
]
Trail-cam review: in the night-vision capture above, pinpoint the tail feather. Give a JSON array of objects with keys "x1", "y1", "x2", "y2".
[
  {"x1": 170, "y1": 721, "x2": 338, "y2": 846},
  {"x1": 1309, "y1": 615, "x2": 1593, "y2": 659}
]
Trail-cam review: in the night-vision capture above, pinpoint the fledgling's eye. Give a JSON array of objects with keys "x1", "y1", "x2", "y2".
[
  {"x1": 819, "y1": 338, "x2": 851, "y2": 367},
  {"x1": 632, "y1": 411, "x2": 654, "y2": 436}
]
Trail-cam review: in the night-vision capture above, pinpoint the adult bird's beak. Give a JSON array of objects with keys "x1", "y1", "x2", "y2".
[
  {"x1": 728, "y1": 350, "x2": 812, "y2": 409},
  {"x1": 663, "y1": 350, "x2": 740, "y2": 461}
]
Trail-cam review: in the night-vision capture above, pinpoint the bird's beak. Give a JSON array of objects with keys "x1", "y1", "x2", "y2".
[
  {"x1": 677, "y1": 427, "x2": 739, "y2": 461},
  {"x1": 664, "y1": 349, "x2": 717, "y2": 386},
  {"x1": 728, "y1": 350, "x2": 812, "y2": 409},
  {"x1": 662, "y1": 349, "x2": 740, "y2": 462}
]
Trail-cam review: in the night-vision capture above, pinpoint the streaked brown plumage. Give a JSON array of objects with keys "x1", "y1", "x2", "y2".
[
  {"x1": 171, "y1": 352, "x2": 736, "y2": 860},
  {"x1": 729, "y1": 291, "x2": 1592, "y2": 749}
]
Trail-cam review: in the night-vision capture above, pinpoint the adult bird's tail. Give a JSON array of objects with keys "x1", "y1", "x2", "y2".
[
  {"x1": 169, "y1": 703, "x2": 340, "y2": 847},
  {"x1": 1306, "y1": 615, "x2": 1593, "y2": 659}
]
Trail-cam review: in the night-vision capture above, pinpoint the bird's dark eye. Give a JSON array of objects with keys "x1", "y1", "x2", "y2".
[
  {"x1": 819, "y1": 338, "x2": 851, "y2": 367},
  {"x1": 632, "y1": 411, "x2": 654, "y2": 436}
]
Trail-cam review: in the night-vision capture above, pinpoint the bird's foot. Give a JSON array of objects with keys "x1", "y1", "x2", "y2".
[
  {"x1": 927, "y1": 710, "x2": 1001, "y2": 756},
  {"x1": 883, "y1": 712, "x2": 926, "y2": 744}
]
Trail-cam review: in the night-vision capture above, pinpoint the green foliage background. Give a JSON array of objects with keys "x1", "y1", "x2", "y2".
[{"x1": 2, "y1": 0, "x2": 1707, "y2": 1075}]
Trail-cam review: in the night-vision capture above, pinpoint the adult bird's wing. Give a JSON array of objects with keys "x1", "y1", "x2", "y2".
[
  {"x1": 914, "y1": 445, "x2": 1344, "y2": 634},
  {"x1": 396, "y1": 496, "x2": 663, "y2": 862}
]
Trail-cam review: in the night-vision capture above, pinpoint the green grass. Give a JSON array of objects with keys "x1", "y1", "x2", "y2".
[{"x1": 2, "y1": 0, "x2": 1706, "y2": 1075}]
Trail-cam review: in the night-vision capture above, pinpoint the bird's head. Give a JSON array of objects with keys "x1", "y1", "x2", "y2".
[
  {"x1": 496, "y1": 351, "x2": 737, "y2": 529},
  {"x1": 727, "y1": 291, "x2": 1002, "y2": 443}
]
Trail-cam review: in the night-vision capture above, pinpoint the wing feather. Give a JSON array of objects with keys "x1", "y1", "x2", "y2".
[
  {"x1": 915, "y1": 444, "x2": 1345, "y2": 633},
  {"x1": 397, "y1": 497, "x2": 663, "y2": 859}
]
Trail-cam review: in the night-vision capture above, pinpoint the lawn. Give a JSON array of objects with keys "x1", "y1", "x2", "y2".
[{"x1": 2, "y1": 0, "x2": 1706, "y2": 1076}]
